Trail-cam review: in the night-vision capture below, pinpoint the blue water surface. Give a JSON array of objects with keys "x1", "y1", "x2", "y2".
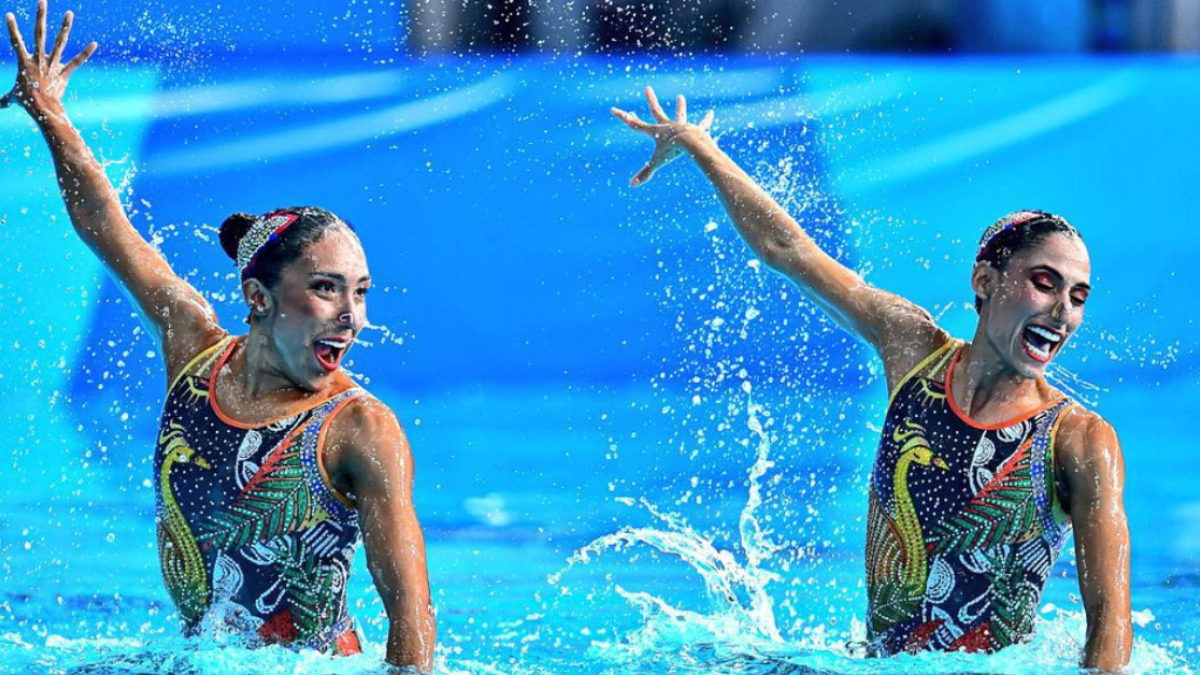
[{"x1": 0, "y1": 50, "x2": 1197, "y2": 675}]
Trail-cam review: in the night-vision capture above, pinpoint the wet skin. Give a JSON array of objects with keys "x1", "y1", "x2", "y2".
[
  {"x1": 5, "y1": 3, "x2": 437, "y2": 667},
  {"x1": 242, "y1": 228, "x2": 371, "y2": 395},
  {"x1": 614, "y1": 87, "x2": 1131, "y2": 671},
  {"x1": 973, "y1": 232, "x2": 1091, "y2": 380}
]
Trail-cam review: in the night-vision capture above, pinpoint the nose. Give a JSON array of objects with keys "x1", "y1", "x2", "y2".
[
  {"x1": 336, "y1": 301, "x2": 358, "y2": 329},
  {"x1": 1050, "y1": 301, "x2": 1064, "y2": 321},
  {"x1": 336, "y1": 289, "x2": 366, "y2": 330},
  {"x1": 338, "y1": 303, "x2": 367, "y2": 331}
]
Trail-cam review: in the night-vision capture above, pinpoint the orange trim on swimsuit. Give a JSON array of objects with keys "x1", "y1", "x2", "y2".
[
  {"x1": 206, "y1": 335, "x2": 352, "y2": 430},
  {"x1": 944, "y1": 346, "x2": 1067, "y2": 431},
  {"x1": 315, "y1": 394, "x2": 362, "y2": 509}
]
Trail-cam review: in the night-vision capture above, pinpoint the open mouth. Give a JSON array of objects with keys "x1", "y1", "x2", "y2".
[
  {"x1": 1021, "y1": 324, "x2": 1063, "y2": 364},
  {"x1": 313, "y1": 338, "x2": 350, "y2": 372}
]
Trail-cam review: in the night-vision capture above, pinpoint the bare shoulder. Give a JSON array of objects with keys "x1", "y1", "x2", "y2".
[
  {"x1": 1056, "y1": 406, "x2": 1121, "y2": 461},
  {"x1": 162, "y1": 307, "x2": 228, "y2": 387},
  {"x1": 1054, "y1": 405, "x2": 1124, "y2": 494},
  {"x1": 869, "y1": 288, "x2": 952, "y2": 393},
  {"x1": 323, "y1": 393, "x2": 414, "y2": 494},
  {"x1": 164, "y1": 327, "x2": 231, "y2": 387}
]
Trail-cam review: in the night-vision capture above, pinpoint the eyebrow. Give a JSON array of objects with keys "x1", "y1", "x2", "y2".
[
  {"x1": 1030, "y1": 265, "x2": 1091, "y2": 292},
  {"x1": 309, "y1": 272, "x2": 372, "y2": 284}
]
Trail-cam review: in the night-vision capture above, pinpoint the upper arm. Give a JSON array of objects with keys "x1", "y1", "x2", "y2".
[
  {"x1": 326, "y1": 398, "x2": 435, "y2": 669},
  {"x1": 760, "y1": 224, "x2": 948, "y2": 385},
  {"x1": 866, "y1": 288, "x2": 952, "y2": 394},
  {"x1": 107, "y1": 240, "x2": 225, "y2": 384},
  {"x1": 1058, "y1": 410, "x2": 1128, "y2": 536},
  {"x1": 41, "y1": 115, "x2": 223, "y2": 380},
  {"x1": 1056, "y1": 410, "x2": 1132, "y2": 666}
]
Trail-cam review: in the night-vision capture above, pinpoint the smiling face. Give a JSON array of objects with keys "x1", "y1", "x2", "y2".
[
  {"x1": 253, "y1": 227, "x2": 371, "y2": 391},
  {"x1": 973, "y1": 232, "x2": 1091, "y2": 378}
]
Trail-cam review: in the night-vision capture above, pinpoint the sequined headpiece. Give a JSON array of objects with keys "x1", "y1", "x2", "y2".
[
  {"x1": 975, "y1": 210, "x2": 1072, "y2": 262},
  {"x1": 236, "y1": 210, "x2": 300, "y2": 273}
]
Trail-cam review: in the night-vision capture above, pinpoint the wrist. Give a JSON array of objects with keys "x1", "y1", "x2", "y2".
[
  {"x1": 32, "y1": 104, "x2": 75, "y2": 138},
  {"x1": 675, "y1": 126, "x2": 715, "y2": 154},
  {"x1": 22, "y1": 93, "x2": 70, "y2": 125}
]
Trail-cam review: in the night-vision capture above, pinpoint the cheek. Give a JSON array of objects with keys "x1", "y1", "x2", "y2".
[
  {"x1": 1010, "y1": 285, "x2": 1044, "y2": 310},
  {"x1": 282, "y1": 293, "x2": 322, "y2": 318},
  {"x1": 992, "y1": 284, "x2": 1034, "y2": 313},
  {"x1": 273, "y1": 299, "x2": 323, "y2": 331}
]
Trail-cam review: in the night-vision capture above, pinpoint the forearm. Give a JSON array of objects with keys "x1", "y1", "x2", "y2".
[
  {"x1": 1080, "y1": 542, "x2": 1132, "y2": 671},
  {"x1": 1082, "y1": 604, "x2": 1132, "y2": 672},
  {"x1": 34, "y1": 106, "x2": 146, "y2": 262},
  {"x1": 678, "y1": 130, "x2": 826, "y2": 276},
  {"x1": 385, "y1": 600, "x2": 436, "y2": 672}
]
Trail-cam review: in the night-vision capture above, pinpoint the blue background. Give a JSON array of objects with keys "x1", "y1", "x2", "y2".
[{"x1": 0, "y1": 1, "x2": 1197, "y2": 673}]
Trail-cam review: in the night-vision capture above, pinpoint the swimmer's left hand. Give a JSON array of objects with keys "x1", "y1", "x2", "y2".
[
  {"x1": 2, "y1": 1, "x2": 97, "y2": 116},
  {"x1": 612, "y1": 86, "x2": 714, "y2": 187}
]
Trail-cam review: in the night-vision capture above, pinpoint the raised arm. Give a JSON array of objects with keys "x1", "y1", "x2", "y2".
[
  {"x1": 613, "y1": 87, "x2": 947, "y2": 388},
  {"x1": 328, "y1": 398, "x2": 436, "y2": 672},
  {"x1": 4, "y1": 2, "x2": 222, "y2": 382},
  {"x1": 1057, "y1": 409, "x2": 1132, "y2": 672}
]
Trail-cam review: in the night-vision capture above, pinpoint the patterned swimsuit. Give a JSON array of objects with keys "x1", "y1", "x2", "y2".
[
  {"x1": 154, "y1": 335, "x2": 366, "y2": 653},
  {"x1": 866, "y1": 340, "x2": 1076, "y2": 655}
]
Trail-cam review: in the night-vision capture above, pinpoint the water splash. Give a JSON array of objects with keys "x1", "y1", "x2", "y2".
[
  {"x1": 0, "y1": 632, "x2": 395, "y2": 675},
  {"x1": 551, "y1": 395, "x2": 786, "y2": 655},
  {"x1": 545, "y1": 387, "x2": 1194, "y2": 675},
  {"x1": 1045, "y1": 362, "x2": 1105, "y2": 407}
]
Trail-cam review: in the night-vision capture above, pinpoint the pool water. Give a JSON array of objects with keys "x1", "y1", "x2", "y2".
[{"x1": 0, "y1": 56, "x2": 1196, "y2": 674}]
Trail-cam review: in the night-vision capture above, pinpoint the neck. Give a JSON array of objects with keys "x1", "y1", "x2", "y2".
[
  {"x1": 236, "y1": 331, "x2": 305, "y2": 397},
  {"x1": 954, "y1": 332, "x2": 1041, "y2": 419}
]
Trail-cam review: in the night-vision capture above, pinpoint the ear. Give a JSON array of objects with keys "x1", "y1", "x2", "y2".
[
  {"x1": 971, "y1": 261, "x2": 997, "y2": 307},
  {"x1": 242, "y1": 278, "x2": 273, "y2": 318}
]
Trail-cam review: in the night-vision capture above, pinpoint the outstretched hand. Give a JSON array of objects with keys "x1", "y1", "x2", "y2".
[
  {"x1": 2, "y1": 1, "x2": 96, "y2": 116},
  {"x1": 612, "y1": 86, "x2": 714, "y2": 187}
]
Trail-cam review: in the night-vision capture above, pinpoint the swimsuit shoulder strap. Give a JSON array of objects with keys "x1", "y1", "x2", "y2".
[
  {"x1": 166, "y1": 334, "x2": 234, "y2": 393},
  {"x1": 1032, "y1": 397, "x2": 1078, "y2": 544},
  {"x1": 297, "y1": 387, "x2": 369, "y2": 523},
  {"x1": 887, "y1": 338, "x2": 961, "y2": 405}
]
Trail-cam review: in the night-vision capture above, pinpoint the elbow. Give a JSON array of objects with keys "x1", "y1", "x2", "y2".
[{"x1": 756, "y1": 237, "x2": 798, "y2": 273}]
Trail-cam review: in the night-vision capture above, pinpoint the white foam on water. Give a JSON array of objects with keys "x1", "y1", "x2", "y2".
[{"x1": 544, "y1": 389, "x2": 1193, "y2": 675}]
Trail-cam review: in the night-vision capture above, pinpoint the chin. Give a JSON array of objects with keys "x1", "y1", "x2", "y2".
[
  {"x1": 1004, "y1": 343, "x2": 1046, "y2": 379},
  {"x1": 1022, "y1": 362, "x2": 1049, "y2": 379},
  {"x1": 313, "y1": 370, "x2": 339, "y2": 388},
  {"x1": 1015, "y1": 352, "x2": 1052, "y2": 379}
]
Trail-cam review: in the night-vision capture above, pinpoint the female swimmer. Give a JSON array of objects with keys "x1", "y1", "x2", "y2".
[
  {"x1": 613, "y1": 87, "x2": 1131, "y2": 670},
  {"x1": 4, "y1": 3, "x2": 435, "y2": 670}
]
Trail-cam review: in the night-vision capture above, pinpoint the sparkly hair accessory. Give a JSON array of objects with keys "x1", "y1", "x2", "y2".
[
  {"x1": 975, "y1": 210, "x2": 1066, "y2": 262},
  {"x1": 236, "y1": 210, "x2": 300, "y2": 272}
]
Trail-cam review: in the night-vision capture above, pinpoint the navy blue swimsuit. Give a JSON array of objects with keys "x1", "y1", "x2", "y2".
[
  {"x1": 154, "y1": 336, "x2": 366, "y2": 653},
  {"x1": 866, "y1": 341, "x2": 1075, "y2": 654}
]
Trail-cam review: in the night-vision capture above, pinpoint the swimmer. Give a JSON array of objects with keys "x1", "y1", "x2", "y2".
[
  {"x1": 4, "y1": 3, "x2": 435, "y2": 670},
  {"x1": 613, "y1": 88, "x2": 1131, "y2": 671}
]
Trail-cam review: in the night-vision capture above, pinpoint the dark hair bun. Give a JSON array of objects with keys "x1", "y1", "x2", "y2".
[{"x1": 218, "y1": 212, "x2": 257, "y2": 261}]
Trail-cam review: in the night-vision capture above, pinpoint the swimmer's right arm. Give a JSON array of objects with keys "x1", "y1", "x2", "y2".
[
  {"x1": 613, "y1": 87, "x2": 946, "y2": 385},
  {"x1": 4, "y1": 3, "x2": 222, "y2": 381}
]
